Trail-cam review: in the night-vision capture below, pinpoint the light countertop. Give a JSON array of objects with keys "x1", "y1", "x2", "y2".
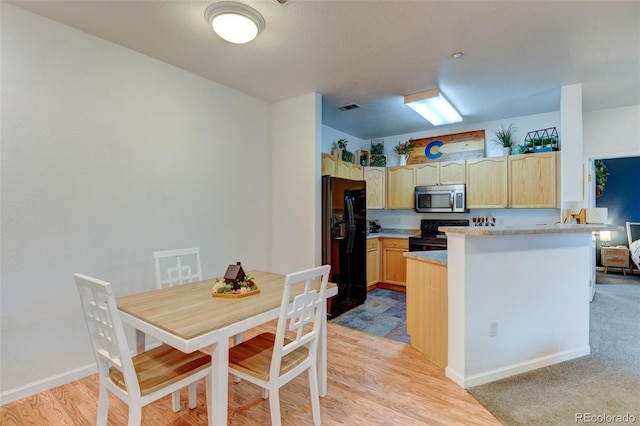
[
  {"x1": 404, "y1": 250, "x2": 447, "y2": 266},
  {"x1": 440, "y1": 223, "x2": 624, "y2": 236}
]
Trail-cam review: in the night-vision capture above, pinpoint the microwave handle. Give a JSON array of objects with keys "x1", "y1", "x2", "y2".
[{"x1": 450, "y1": 191, "x2": 455, "y2": 211}]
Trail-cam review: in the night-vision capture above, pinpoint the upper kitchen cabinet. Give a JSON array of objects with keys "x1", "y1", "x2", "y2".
[
  {"x1": 415, "y1": 161, "x2": 466, "y2": 186},
  {"x1": 415, "y1": 163, "x2": 438, "y2": 186},
  {"x1": 336, "y1": 160, "x2": 351, "y2": 179},
  {"x1": 438, "y1": 160, "x2": 466, "y2": 184},
  {"x1": 350, "y1": 163, "x2": 364, "y2": 180},
  {"x1": 364, "y1": 166, "x2": 386, "y2": 209},
  {"x1": 386, "y1": 165, "x2": 415, "y2": 209},
  {"x1": 322, "y1": 153, "x2": 337, "y2": 176},
  {"x1": 466, "y1": 157, "x2": 508, "y2": 208},
  {"x1": 509, "y1": 152, "x2": 560, "y2": 208},
  {"x1": 334, "y1": 159, "x2": 363, "y2": 180}
]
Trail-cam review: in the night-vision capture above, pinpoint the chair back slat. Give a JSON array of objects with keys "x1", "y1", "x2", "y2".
[
  {"x1": 74, "y1": 273, "x2": 141, "y2": 396},
  {"x1": 153, "y1": 248, "x2": 202, "y2": 289},
  {"x1": 271, "y1": 265, "x2": 330, "y2": 374}
]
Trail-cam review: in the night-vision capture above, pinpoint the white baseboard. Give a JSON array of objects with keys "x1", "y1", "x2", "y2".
[
  {"x1": 446, "y1": 346, "x2": 591, "y2": 389},
  {"x1": 0, "y1": 363, "x2": 97, "y2": 406}
]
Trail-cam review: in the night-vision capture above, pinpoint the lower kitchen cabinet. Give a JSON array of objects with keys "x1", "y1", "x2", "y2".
[
  {"x1": 406, "y1": 257, "x2": 448, "y2": 368},
  {"x1": 381, "y1": 238, "x2": 409, "y2": 287},
  {"x1": 366, "y1": 238, "x2": 380, "y2": 289}
]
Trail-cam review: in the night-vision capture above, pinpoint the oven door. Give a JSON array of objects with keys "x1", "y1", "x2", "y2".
[{"x1": 409, "y1": 237, "x2": 448, "y2": 252}]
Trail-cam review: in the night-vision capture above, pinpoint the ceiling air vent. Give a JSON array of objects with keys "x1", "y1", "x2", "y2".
[{"x1": 337, "y1": 103, "x2": 361, "y2": 111}]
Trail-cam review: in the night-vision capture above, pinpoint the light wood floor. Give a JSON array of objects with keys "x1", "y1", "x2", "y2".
[{"x1": 0, "y1": 321, "x2": 500, "y2": 425}]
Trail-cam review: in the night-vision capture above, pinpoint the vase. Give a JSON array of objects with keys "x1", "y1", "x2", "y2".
[
  {"x1": 399, "y1": 154, "x2": 408, "y2": 166},
  {"x1": 503, "y1": 146, "x2": 511, "y2": 156}
]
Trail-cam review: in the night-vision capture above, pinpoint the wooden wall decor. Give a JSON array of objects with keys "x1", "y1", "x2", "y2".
[{"x1": 407, "y1": 130, "x2": 485, "y2": 164}]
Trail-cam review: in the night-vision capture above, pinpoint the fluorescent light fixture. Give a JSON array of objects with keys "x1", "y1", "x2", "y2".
[
  {"x1": 204, "y1": 2, "x2": 265, "y2": 44},
  {"x1": 404, "y1": 88, "x2": 462, "y2": 126}
]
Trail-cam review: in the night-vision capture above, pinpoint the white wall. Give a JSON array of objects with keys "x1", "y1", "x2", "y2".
[
  {"x1": 0, "y1": 4, "x2": 272, "y2": 401},
  {"x1": 271, "y1": 93, "x2": 321, "y2": 273},
  {"x1": 583, "y1": 105, "x2": 640, "y2": 158}
]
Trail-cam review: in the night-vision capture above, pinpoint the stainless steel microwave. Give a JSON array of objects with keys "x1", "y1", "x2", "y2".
[{"x1": 414, "y1": 184, "x2": 467, "y2": 213}]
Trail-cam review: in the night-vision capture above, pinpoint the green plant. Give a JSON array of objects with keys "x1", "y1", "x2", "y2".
[
  {"x1": 594, "y1": 160, "x2": 609, "y2": 190},
  {"x1": 335, "y1": 139, "x2": 353, "y2": 162},
  {"x1": 371, "y1": 142, "x2": 384, "y2": 155},
  {"x1": 492, "y1": 123, "x2": 517, "y2": 148},
  {"x1": 370, "y1": 155, "x2": 386, "y2": 167},
  {"x1": 393, "y1": 139, "x2": 415, "y2": 155}
]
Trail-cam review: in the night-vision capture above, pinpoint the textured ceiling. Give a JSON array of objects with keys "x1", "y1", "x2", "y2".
[{"x1": 9, "y1": 0, "x2": 640, "y2": 140}]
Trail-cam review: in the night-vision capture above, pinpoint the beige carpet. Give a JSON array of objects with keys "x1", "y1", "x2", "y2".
[{"x1": 467, "y1": 272, "x2": 640, "y2": 425}]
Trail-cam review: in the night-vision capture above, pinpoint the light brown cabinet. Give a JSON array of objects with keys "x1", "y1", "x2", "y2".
[
  {"x1": 364, "y1": 167, "x2": 386, "y2": 209},
  {"x1": 601, "y1": 246, "x2": 630, "y2": 274},
  {"x1": 381, "y1": 238, "x2": 409, "y2": 286},
  {"x1": 466, "y1": 156, "x2": 508, "y2": 208},
  {"x1": 439, "y1": 160, "x2": 466, "y2": 184},
  {"x1": 334, "y1": 159, "x2": 363, "y2": 180},
  {"x1": 336, "y1": 160, "x2": 351, "y2": 179},
  {"x1": 350, "y1": 163, "x2": 364, "y2": 180},
  {"x1": 406, "y1": 258, "x2": 448, "y2": 368},
  {"x1": 366, "y1": 238, "x2": 380, "y2": 289},
  {"x1": 386, "y1": 166, "x2": 415, "y2": 209},
  {"x1": 508, "y1": 152, "x2": 560, "y2": 208},
  {"x1": 415, "y1": 163, "x2": 439, "y2": 186},
  {"x1": 321, "y1": 153, "x2": 337, "y2": 177}
]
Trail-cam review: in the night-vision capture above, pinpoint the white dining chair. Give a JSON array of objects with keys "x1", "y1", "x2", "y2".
[
  {"x1": 228, "y1": 264, "x2": 330, "y2": 426},
  {"x1": 74, "y1": 273, "x2": 212, "y2": 426},
  {"x1": 152, "y1": 247, "x2": 203, "y2": 410},
  {"x1": 153, "y1": 247, "x2": 203, "y2": 289}
]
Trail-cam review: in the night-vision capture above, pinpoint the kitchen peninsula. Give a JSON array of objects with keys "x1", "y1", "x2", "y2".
[{"x1": 405, "y1": 224, "x2": 622, "y2": 389}]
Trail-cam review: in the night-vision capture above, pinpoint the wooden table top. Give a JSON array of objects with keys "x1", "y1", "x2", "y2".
[{"x1": 117, "y1": 270, "x2": 336, "y2": 341}]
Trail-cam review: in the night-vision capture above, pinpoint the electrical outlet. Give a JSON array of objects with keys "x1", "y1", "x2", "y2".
[{"x1": 490, "y1": 321, "x2": 498, "y2": 337}]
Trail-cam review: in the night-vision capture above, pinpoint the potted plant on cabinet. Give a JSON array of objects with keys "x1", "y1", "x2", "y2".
[
  {"x1": 492, "y1": 123, "x2": 517, "y2": 155},
  {"x1": 334, "y1": 139, "x2": 353, "y2": 163},
  {"x1": 393, "y1": 139, "x2": 415, "y2": 165},
  {"x1": 594, "y1": 160, "x2": 609, "y2": 197}
]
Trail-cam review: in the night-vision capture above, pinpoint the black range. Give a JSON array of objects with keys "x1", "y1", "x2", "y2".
[{"x1": 408, "y1": 219, "x2": 470, "y2": 252}]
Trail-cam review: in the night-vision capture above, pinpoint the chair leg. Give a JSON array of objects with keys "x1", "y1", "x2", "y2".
[
  {"x1": 96, "y1": 387, "x2": 109, "y2": 426},
  {"x1": 261, "y1": 388, "x2": 269, "y2": 399},
  {"x1": 127, "y1": 404, "x2": 142, "y2": 426},
  {"x1": 188, "y1": 382, "x2": 197, "y2": 409},
  {"x1": 205, "y1": 372, "x2": 212, "y2": 420},
  {"x1": 171, "y1": 390, "x2": 180, "y2": 412},
  {"x1": 308, "y1": 366, "x2": 321, "y2": 426},
  {"x1": 234, "y1": 333, "x2": 243, "y2": 383},
  {"x1": 268, "y1": 386, "x2": 282, "y2": 426}
]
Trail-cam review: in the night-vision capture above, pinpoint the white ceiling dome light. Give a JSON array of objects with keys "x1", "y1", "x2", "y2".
[{"x1": 204, "y1": 2, "x2": 265, "y2": 44}]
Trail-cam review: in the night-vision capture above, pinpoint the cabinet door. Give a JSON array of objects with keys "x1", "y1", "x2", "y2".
[
  {"x1": 321, "y1": 153, "x2": 336, "y2": 177},
  {"x1": 364, "y1": 167, "x2": 386, "y2": 209},
  {"x1": 509, "y1": 152, "x2": 560, "y2": 208},
  {"x1": 386, "y1": 166, "x2": 415, "y2": 209},
  {"x1": 366, "y1": 239, "x2": 380, "y2": 288},
  {"x1": 382, "y1": 238, "x2": 409, "y2": 286},
  {"x1": 466, "y1": 157, "x2": 508, "y2": 208},
  {"x1": 415, "y1": 163, "x2": 439, "y2": 186},
  {"x1": 336, "y1": 161, "x2": 351, "y2": 179},
  {"x1": 439, "y1": 160, "x2": 466, "y2": 184},
  {"x1": 350, "y1": 163, "x2": 363, "y2": 180}
]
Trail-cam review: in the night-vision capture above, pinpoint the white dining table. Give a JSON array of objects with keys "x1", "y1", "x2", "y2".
[{"x1": 117, "y1": 270, "x2": 337, "y2": 426}]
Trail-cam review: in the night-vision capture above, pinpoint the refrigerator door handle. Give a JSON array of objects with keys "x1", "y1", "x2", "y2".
[{"x1": 345, "y1": 197, "x2": 355, "y2": 254}]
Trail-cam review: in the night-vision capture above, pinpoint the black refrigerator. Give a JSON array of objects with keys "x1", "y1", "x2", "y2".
[{"x1": 322, "y1": 175, "x2": 367, "y2": 318}]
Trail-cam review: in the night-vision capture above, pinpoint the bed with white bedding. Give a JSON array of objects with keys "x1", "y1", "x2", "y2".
[{"x1": 627, "y1": 222, "x2": 640, "y2": 270}]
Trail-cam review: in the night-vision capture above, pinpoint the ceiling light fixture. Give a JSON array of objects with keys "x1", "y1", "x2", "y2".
[
  {"x1": 204, "y1": 2, "x2": 265, "y2": 44},
  {"x1": 404, "y1": 88, "x2": 463, "y2": 126}
]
